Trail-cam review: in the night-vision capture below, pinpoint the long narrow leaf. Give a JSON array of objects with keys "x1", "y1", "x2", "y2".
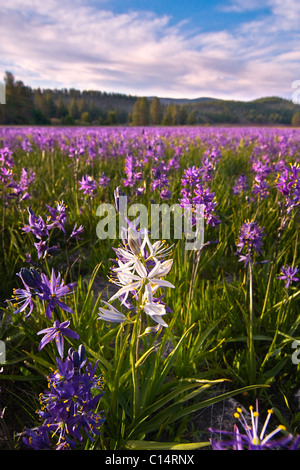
[{"x1": 126, "y1": 440, "x2": 211, "y2": 450}]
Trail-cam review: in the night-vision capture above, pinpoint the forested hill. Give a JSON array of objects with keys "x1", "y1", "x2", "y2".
[{"x1": 1, "y1": 71, "x2": 300, "y2": 126}]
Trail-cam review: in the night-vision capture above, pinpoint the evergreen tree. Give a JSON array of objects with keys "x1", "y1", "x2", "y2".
[
  {"x1": 291, "y1": 112, "x2": 300, "y2": 127},
  {"x1": 170, "y1": 104, "x2": 179, "y2": 125},
  {"x1": 178, "y1": 105, "x2": 188, "y2": 125},
  {"x1": 162, "y1": 104, "x2": 172, "y2": 125},
  {"x1": 2, "y1": 72, "x2": 35, "y2": 124},
  {"x1": 132, "y1": 97, "x2": 149, "y2": 126},
  {"x1": 187, "y1": 110, "x2": 196, "y2": 125},
  {"x1": 162, "y1": 104, "x2": 178, "y2": 125},
  {"x1": 39, "y1": 92, "x2": 56, "y2": 120},
  {"x1": 150, "y1": 97, "x2": 163, "y2": 125},
  {"x1": 56, "y1": 96, "x2": 68, "y2": 119},
  {"x1": 106, "y1": 110, "x2": 117, "y2": 125},
  {"x1": 81, "y1": 111, "x2": 91, "y2": 123},
  {"x1": 69, "y1": 98, "x2": 80, "y2": 120}
]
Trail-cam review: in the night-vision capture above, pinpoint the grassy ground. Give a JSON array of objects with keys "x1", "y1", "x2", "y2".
[{"x1": 0, "y1": 125, "x2": 299, "y2": 450}]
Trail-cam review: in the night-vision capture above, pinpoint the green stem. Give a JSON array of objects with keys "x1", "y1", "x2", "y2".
[
  {"x1": 130, "y1": 306, "x2": 142, "y2": 421},
  {"x1": 260, "y1": 262, "x2": 274, "y2": 324},
  {"x1": 0, "y1": 409, "x2": 14, "y2": 450},
  {"x1": 248, "y1": 260, "x2": 256, "y2": 385},
  {"x1": 2, "y1": 189, "x2": 5, "y2": 253},
  {"x1": 187, "y1": 250, "x2": 201, "y2": 325}
]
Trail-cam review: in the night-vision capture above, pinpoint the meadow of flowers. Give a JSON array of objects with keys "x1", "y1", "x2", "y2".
[{"x1": 0, "y1": 125, "x2": 300, "y2": 451}]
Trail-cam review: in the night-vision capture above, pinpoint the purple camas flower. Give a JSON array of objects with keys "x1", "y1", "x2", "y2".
[
  {"x1": 69, "y1": 223, "x2": 84, "y2": 240},
  {"x1": 252, "y1": 158, "x2": 272, "y2": 182},
  {"x1": 68, "y1": 146, "x2": 85, "y2": 159},
  {"x1": 98, "y1": 172, "x2": 110, "y2": 187},
  {"x1": 21, "y1": 138, "x2": 33, "y2": 153},
  {"x1": 250, "y1": 157, "x2": 272, "y2": 200},
  {"x1": 233, "y1": 173, "x2": 248, "y2": 195},
  {"x1": 7, "y1": 167, "x2": 35, "y2": 201},
  {"x1": 193, "y1": 184, "x2": 220, "y2": 227},
  {"x1": 210, "y1": 401, "x2": 299, "y2": 450},
  {"x1": 22, "y1": 426, "x2": 52, "y2": 450},
  {"x1": 6, "y1": 267, "x2": 42, "y2": 316},
  {"x1": 38, "y1": 269, "x2": 75, "y2": 319},
  {"x1": 21, "y1": 202, "x2": 80, "y2": 260},
  {"x1": 151, "y1": 174, "x2": 170, "y2": 193},
  {"x1": 167, "y1": 155, "x2": 180, "y2": 171},
  {"x1": 252, "y1": 178, "x2": 270, "y2": 199},
  {"x1": 23, "y1": 345, "x2": 105, "y2": 450},
  {"x1": 0, "y1": 166, "x2": 13, "y2": 185},
  {"x1": 160, "y1": 188, "x2": 172, "y2": 199},
  {"x1": 46, "y1": 200, "x2": 67, "y2": 234},
  {"x1": 7, "y1": 267, "x2": 74, "y2": 319},
  {"x1": 123, "y1": 154, "x2": 134, "y2": 187},
  {"x1": 236, "y1": 220, "x2": 265, "y2": 266},
  {"x1": 22, "y1": 207, "x2": 49, "y2": 239},
  {"x1": 8, "y1": 282, "x2": 34, "y2": 317},
  {"x1": 277, "y1": 265, "x2": 299, "y2": 289},
  {"x1": 275, "y1": 163, "x2": 300, "y2": 213},
  {"x1": 34, "y1": 240, "x2": 59, "y2": 259},
  {"x1": 199, "y1": 157, "x2": 214, "y2": 182},
  {"x1": 0, "y1": 147, "x2": 14, "y2": 168},
  {"x1": 151, "y1": 159, "x2": 171, "y2": 198},
  {"x1": 37, "y1": 320, "x2": 79, "y2": 358},
  {"x1": 123, "y1": 154, "x2": 143, "y2": 188},
  {"x1": 181, "y1": 166, "x2": 201, "y2": 192},
  {"x1": 78, "y1": 174, "x2": 97, "y2": 196},
  {"x1": 179, "y1": 183, "x2": 220, "y2": 227}
]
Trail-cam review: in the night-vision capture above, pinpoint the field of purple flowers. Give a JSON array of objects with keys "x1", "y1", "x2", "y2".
[{"x1": 0, "y1": 125, "x2": 300, "y2": 450}]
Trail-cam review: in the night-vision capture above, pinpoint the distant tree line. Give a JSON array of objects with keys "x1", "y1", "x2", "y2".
[{"x1": 1, "y1": 71, "x2": 300, "y2": 126}]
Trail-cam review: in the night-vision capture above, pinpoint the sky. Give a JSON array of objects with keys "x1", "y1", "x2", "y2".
[{"x1": 0, "y1": 0, "x2": 300, "y2": 101}]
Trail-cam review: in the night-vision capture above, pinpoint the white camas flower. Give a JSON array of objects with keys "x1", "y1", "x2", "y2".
[
  {"x1": 97, "y1": 300, "x2": 127, "y2": 323},
  {"x1": 142, "y1": 283, "x2": 168, "y2": 333},
  {"x1": 143, "y1": 236, "x2": 174, "y2": 262},
  {"x1": 109, "y1": 258, "x2": 174, "y2": 303},
  {"x1": 99, "y1": 214, "x2": 174, "y2": 334},
  {"x1": 114, "y1": 229, "x2": 173, "y2": 265}
]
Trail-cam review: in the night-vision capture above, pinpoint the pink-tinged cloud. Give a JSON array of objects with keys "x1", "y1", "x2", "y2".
[{"x1": 0, "y1": 0, "x2": 299, "y2": 100}]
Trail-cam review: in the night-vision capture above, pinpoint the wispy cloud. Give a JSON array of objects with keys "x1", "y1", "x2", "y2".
[{"x1": 0, "y1": 0, "x2": 299, "y2": 100}]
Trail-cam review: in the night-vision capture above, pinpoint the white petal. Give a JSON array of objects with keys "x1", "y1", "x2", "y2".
[
  {"x1": 144, "y1": 283, "x2": 154, "y2": 303},
  {"x1": 140, "y1": 324, "x2": 162, "y2": 336},
  {"x1": 149, "y1": 279, "x2": 175, "y2": 288},
  {"x1": 116, "y1": 248, "x2": 136, "y2": 260},
  {"x1": 134, "y1": 259, "x2": 147, "y2": 278},
  {"x1": 109, "y1": 281, "x2": 142, "y2": 301},
  {"x1": 147, "y1": 260, "x2": 162, "y2": 279},
  {"x1": 141, "y1": 232, "x2": 154, "y2": 257},
  {"x1": 98, "y1": 307, "x2": 126, "y2": 323},
  {"x1": 115, "y1": 260, "x2": 135, "y2": 270},
  {"x1": 158, "y1": 259, "x2": 173, "y2": 276},
  {"x1": 152, "y1": 315, "x2": 168, "y2": 327},
  {"x1": 144, "y1": 302, "x2": 166, "y2": 316}
]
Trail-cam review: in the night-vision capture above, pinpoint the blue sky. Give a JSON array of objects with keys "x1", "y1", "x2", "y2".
[{"x1": 0, "y1": 0, "x2": 299, "y2": 100}]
